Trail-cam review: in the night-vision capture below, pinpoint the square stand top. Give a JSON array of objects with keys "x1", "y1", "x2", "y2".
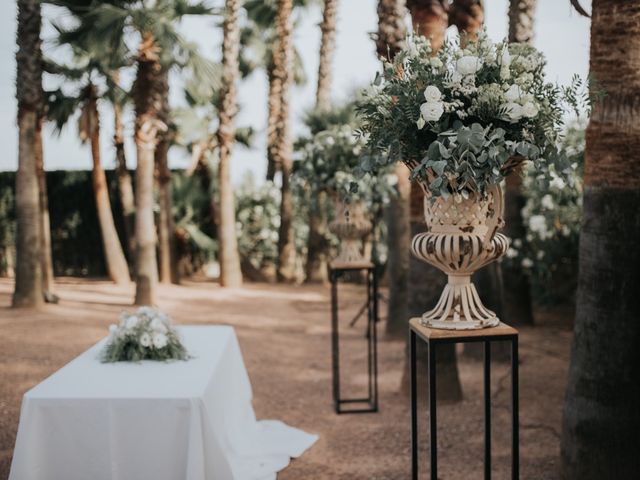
[
  {"x1": 329, "y1": 260, "x2": 374, "y2": 271},
  {"x1": 409, "y1": 317, "x2": 518, "y2": 344}
]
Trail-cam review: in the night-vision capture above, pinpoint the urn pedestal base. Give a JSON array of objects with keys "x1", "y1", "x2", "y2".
[{"x1": 421, "y1": 274, "x2": 500, "y2": 330}]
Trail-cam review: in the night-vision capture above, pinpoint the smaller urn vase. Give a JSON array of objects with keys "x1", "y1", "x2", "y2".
[
  {"x1": 411, "y1": 184, "x2": 509, "y2": 330},
  {"x1": 328, "y1": 200, "x2": 372, "y2": 266}
]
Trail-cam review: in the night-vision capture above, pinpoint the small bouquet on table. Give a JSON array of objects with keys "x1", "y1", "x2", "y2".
[{"x1": 101, "y1": 307, "x2": 189, "y2": 362}]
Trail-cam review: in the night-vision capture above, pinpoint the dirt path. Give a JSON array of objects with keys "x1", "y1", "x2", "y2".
[{"x1": 0, "y1": 278, "x2": 573, "y2": 479}]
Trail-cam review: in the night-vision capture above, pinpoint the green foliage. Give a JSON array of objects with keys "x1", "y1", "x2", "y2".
[
  {"x1": 101, "y1": 307, "x2": 189, "y2": 363},
  {"x1": 357, "y1": 31, "x2": 589, "y2": 199},
  {"x1": 504, "y1": 124, "x2": 585, "y2": 305}
]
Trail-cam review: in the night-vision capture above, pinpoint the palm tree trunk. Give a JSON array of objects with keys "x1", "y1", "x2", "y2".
[
  {"x1": 155, "y1": 70, "x2": 179, "y2": 285},
  {"x1": 13, "y1": 0, "x2": 44, "y2": 308},
  {"x1": 448, "y1": 0, "x2": 484, "y2": 41},
  {"x1": 561, "y1": 2, "x2": 640, "y2": 477},
  {"x1": 305, "y1": 0, "x2": 337, "y2": 284},
  {"x1": 132, "y1": 36, "x2": 163, "y2": 305},
  {"x1": 266, "y1": 61, "x2": 279, "y2": 181},
  {"x1": 113, "y1": 100, "x2": 136, "y2": 261},
  {"x1": 275, "y1": 0, "x2": 296, "y2": 282},
  {"x1": 217, "y1": 0, "x2": 243, "y2": 287},
  {"x1": 35, "y1": 126, "x2": 54, "y2": 297},
  {"x1": 502, "y1": 0, "x2": 536, "y2": 326},
  {"x1": 86, "y1": 85, "x2": 130, "y2": 285}
]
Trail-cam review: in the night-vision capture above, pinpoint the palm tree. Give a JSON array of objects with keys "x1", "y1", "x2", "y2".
[
  {"x1": 305, "y1": 0, "x2": 338, "y2": 284},
  {"x1": 154, "y1": 69, "x2": 179, "y2": 285},
  {"x1": 376, "y1": 0, "x2": 411, "y2": 341},
  {"x1": 13, "y1": 0, "x2": 45, "y2": 307},
  {"x1": 448, "y1": 0, "x2": 484, "y2": 40},
  {"x1": 502, "y1": 0, "x2": 536, "y2": 326},
  {"x1": 216, "y1": 0, "x2": 243, "y2": 287},
  {"x1": 561, "y1": 1, "x2": 640, "y2": 478},
  {"x1": 273, "y1": 0, "x2": 296, "y2": 282}
]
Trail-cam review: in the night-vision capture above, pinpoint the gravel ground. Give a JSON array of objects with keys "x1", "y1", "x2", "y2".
[{"x1": 0, "y1": 277, "x2": 573, "y2": 479}]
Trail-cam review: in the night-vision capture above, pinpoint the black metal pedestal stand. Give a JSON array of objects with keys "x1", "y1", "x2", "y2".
[
  {"x1": 329, "y1": 261, "x2": 379, "y2": 414},
  {"x1": 409, "y1": 318, "x2": 519, "y2": 479}
]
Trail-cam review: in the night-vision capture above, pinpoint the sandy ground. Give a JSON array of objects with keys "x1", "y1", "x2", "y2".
[{"x1": 0, "y1": 277, "x2": 574, "y2": 479}]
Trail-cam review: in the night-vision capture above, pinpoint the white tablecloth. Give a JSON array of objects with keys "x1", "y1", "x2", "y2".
[{"x1": 9, "y1": 326, "x2": 317, "y2": 480}]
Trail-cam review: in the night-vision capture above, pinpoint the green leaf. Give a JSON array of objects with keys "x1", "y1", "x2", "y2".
[{"x1": 431, "y1": 160, "x2": 447, "y2": 176}]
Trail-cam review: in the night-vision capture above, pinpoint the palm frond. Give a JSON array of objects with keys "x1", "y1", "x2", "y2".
[{"x1": 45, "y1": 89, "x2": 83, "y2": 134}]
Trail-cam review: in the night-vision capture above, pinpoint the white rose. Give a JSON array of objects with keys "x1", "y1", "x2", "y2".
[
  {"x1": 521, "y1": 258, "x2": 534, "y2": 268},
  {"x1": 503, "y1": 102, "x2": 523, "y2": 122},
  {"x1": 506, "y1": 248, "x2": 518, "y2": 259},
  {"x1": 140, "y1": 332, "x2": 152, "y2": 348},
  {"x1": 550, "y1": 176, "x2": 566, "y2": 189},
  {"x1": 450, "y1": 71, "x2": 463, "y2": 85},
  {"x1": 420, "y1": 101, "x2": 444, "y2": 122},
  {"x1": 541, "y1": 194, "x2": 554, "y2": 210},
  {"x1": 529, "y1": 215, "x2": 547, "y2": 233},
  {"x1": 456, "y1": 55, "x2": 481, "y2": 76},
  {"x1": 423, "y1": 85, "x2": 441, "y2": 102},
  {"x1": 152, "y1": 332, "x2": 168, "y2": 349},
  {"x1": 522, "y1": 101, "x2": 539, "y2": 118},
  {"x1": 125, "y1": 315, "x2": 139, "y2": 330},
  {"x1": 504, "y1": 84, "x2": 523, "y2": 102},
  {"x1": 150, "y1": 318, "x2": 168, "y2": 333}
]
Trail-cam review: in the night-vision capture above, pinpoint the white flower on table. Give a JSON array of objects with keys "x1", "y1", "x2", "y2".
[
  {"x1": 140, "y1": 332, "x2": 152, "y2": 348},
  {"x1": 522, "y1": 102, "x2": 539, "y2": 118},
  {"x1": 456, "y1": 55, "x2": 482, "y2": 76},
  {"x1": 124, "y1": 315, "x2": 140, "y2": 330},
  {"x1": 423, "y1": 85, "x2": 442, "y2": 102},
  {"x1": 108, "y1": 324, "x2": 119, "y2": 337},
  {"x1": 150, "y1": 317, "x2": 168, "y2": 333},
  {"x1": 420, "y1": 101, "x2": 444, "y2": 122},
  {"x1": 153, "y1": 332, "x2": 168, "y2": 349}
]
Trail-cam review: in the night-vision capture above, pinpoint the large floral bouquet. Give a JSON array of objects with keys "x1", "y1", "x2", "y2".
[
  {"x1": 101, "y1": 307, "x2": 189, "y2": 363},
  {"x1": 357, "y1": 31, "x2": 587, "y2": 199}
]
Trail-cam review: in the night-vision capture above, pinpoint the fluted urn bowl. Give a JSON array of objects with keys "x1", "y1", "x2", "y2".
[
  {"x1": 411, "y1": 184, "x2": 509, "y2": 330},
  {"x1": 329, "y1": 200, "x2": 372, "y2": 265}
]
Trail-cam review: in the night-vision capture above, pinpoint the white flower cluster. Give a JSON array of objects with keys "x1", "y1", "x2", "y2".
[
  {"x1": 415, "y1": 32, "x2": 544, "y2": 128},
  {"x1": 108, "y1": 307, "x2": 174, "y2": 351}
]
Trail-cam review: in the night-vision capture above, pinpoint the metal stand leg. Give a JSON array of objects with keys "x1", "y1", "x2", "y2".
[
  {"x1": 484, "y1": 341, "x2": 492, "y2": 480},
  {"x1": 411, "y1": 331, "x2": 418, "y2": 480},
  {"x1": 429, "y1": 343, "x2": 437, "y2": 480},
  {"x1": 330, "y1": 271, "x2": 340, "y2": 414},
  {"x1": 512, "y1": 337, "x2": 519, "y2": 480},
  {"x1": 371, "y1": 269, "x2": 379, "y2": 411}
]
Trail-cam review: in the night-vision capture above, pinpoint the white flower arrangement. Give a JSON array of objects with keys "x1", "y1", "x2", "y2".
[
  {"x1": 101, "y1": 307, "x2": 189, "y2": 363},
  {"x1": 357, "y1": 30, "x2": 589, "y2": 199}
]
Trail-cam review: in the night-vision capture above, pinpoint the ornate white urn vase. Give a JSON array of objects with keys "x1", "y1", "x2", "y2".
[
  {"x1": 411, "y1": 184, "x2": 509, "y2": 330},
  {"x1": 328, "y1": 200, "x2": 372, "y2": 265}
]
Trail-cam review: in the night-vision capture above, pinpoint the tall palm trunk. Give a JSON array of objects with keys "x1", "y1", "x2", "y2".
[
  {"x1": 132, "y1": 35, "x2": 163, "y2": 305},
  {"x1": 448, "y1": 0, "x2": 484, "y2": 40},
  {"x1": 266, "y1": 60, "x2": 279, "y2": 181},
  {"x1": 155, "y1": 70, "x2": 179, "y2": 285},
  {"x1": 13, "y1": 0, "x2": 44, "y2": 308},
  {"x1": 82, "y1": 84, "x2": 130, "y2": 285},
  {"x1": 377, "y1": 0, "x2": 411, "y2": 340},
  {"x1": 305, "y1": 0, "x2": 338, "y2": 284},
  {"x1": 275, "y1": 0, "x2": 296, "y2": 282},
  {"x1": 35, "y1": 127, "x2": 54, "y2": 297},
  {"x1": 502, "y1": 0, "x2": 536, "y2": 326},
  {"x1": 561, "y1": 2, "x2": 640, "y2": 478},
  {"x1": 113, "y1": 92, "x2": 136, "y2": 261},
  {"x1": 217, "y1": 0, "x2": 243, "y2": 287}
]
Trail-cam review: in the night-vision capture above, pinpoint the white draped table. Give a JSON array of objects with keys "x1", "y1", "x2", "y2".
[{"x1": 9, "y1": 326, "x2": 317, "y2": 480}]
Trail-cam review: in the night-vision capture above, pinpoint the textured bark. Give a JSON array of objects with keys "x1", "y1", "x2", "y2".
[
  {"x1": 113, "y1": 98, "x2": 136, "y2": 261},
  {"x1": 305, "y1": 191, "x2": 329, "y2": 283},
  {"x1": 502, "y1": 0, "x2": 536, "y2": 326},
  {"x1": 561, "y1": 2, "x2": 640, "y2": 477},
  {"x1": 13, "y1": 0, "x2": 44, "y2": 308},
  {"x1": 83, "y1": 84, "x2": 130, "y2": 285},
  {"x1": 508, "y1": 0, "x2": 536, "y2": 44},
  {"x1": 449, "y1": 0, "x2": 484, "y2": 41},
  {"x1": 305, "y1": 0, "x2": 337, "y2": 284},
  {"x1": 217, "y1": 0, "x2": 243, "y2": 288},
  {"x1": 155, "y1": 71, "x2": 179, "y2": 285},
  {"x1": 132, "y1": 35, "x2": 163, "y2": 305},
  {"x1": 275, "y1": 0, "x2": 296, "y2": 282},
  {"x1": 377, "y1": 0, "x2": 408, "y2": 59},
  {"x1": 35, "y1": 126, "x2": 54, "y2": 297},
  {"x1": 315, "y1": 0, "x2": 337, "y2": 110},
  {"x1": 266, "y1": 61, "x2": 279, "y2": 181}
]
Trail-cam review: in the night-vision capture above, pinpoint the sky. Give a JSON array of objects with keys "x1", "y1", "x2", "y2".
[{"x1": 0, "y1": 0, "x2": 591, "y2": 186}]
